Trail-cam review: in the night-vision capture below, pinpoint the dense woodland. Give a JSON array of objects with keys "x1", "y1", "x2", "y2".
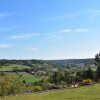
[{"x1": 0, "y1": 53, "x2": 100, "y2": 96}]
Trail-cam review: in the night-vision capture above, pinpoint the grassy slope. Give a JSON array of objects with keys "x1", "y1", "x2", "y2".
[
  {"x1": 0, "y1": 64, "x2": 42, "y2": 83},
  {"x1": 0, "y1": 64, "x2": 29, "y2": 71},
  {"x1": 1, "y1": 84, "x2": 100, "y2": 100},
  {"x1": 18, "y1": 76, "x2": 42, "y2": 82},
  {"x1": 0, "y1": 72, "x2": 42, "y2": 83}
]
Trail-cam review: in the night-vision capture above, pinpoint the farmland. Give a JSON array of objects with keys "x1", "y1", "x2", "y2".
[{"x1": 0, "y1": 63, "x2": 42, "y2": 83}]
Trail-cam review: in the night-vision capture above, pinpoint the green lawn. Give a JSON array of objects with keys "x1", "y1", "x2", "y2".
[{"x1": 1, "y1": 84, "x2": 100, "y2": 100}]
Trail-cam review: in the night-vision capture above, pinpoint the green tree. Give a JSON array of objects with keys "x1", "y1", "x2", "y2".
[
  {"x1": 50, "y1": 71, "x2": 62, "y2": 85},
  {"x1": 86, "y1": 67, "x2": 94, "y2": 80},
  {"x1": 95, "y1": 53, "x2": 100, "y2": 66},
  {"x1": 96, "y1": 66, "x2": 100, "y2": 80},
  {"x1": 95, "y1": 53, "x2": 100, "y2": 80}
]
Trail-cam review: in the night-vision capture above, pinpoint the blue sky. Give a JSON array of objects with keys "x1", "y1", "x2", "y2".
[{"x1": 0, "y1": 0, "x2": 100, "y2": 59}]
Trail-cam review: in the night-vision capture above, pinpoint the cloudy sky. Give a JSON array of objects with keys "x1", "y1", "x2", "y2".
[{"x1": 0, "y1": 0, "x2": 100, "y2": 59}]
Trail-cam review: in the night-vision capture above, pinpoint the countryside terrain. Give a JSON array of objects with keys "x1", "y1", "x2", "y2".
[
  {"x1": 1, "y1": 0, "x2": 100, "y2": 100},
  {"x1": 0, "y1": 59, "x2": 95, "y2": 83},
  {"x1": 1, "y1": 84, "x2": 100, "y2": 100},
  {"x1": 0, "y1": 56, "x2": 100, "y2": 100}
]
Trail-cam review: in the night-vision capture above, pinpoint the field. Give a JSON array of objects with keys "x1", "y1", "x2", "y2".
[
  {"x1": 0, "y1": 64, "x2": 29, "y2": 71},
  {"x1": 0, "y1": 64, "x2": 42, "y2": 83},
  {"x1": 0, "y1": 72, "x2": 42, "y2": 83},
  {"x1": 18, "y1": 76, "x2": 42, "y2": 83},
  {"x1": 1, "y1": 84, "x2": 100, "y2": 100}
]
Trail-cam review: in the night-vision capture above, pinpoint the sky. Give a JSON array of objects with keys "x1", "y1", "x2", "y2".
[{"x1": 0, "y1": 0, "x2": 100, "y2": 60}]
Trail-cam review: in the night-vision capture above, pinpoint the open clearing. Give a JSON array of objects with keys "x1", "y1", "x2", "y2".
[{"x1": 1, "y1": 84, "x2": 100, "y2": 100}]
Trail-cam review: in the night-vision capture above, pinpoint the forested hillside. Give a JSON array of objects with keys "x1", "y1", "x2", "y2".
[{"x1": 0, "y1": 58, "x2": 95, "y2": 68}]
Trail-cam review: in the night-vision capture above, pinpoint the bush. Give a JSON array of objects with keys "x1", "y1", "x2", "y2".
[
  {"x1": 33, "y1": 86, "x2": 42, "y2": 92},
  {"x1": 0, "y1": 75, "x2": 25, "y2": 96},
  {"x1": 42, "y1": 82, "x2": 54, "y2": 90},
  {"x1": 82, "y1": 79, "x2": 92, "y2": 85},
  {"x1": 60, "y1": 81, "x2": 66, "y2": 86},
  {"x1": 25, "y1": 85, "x2": 34, "y2": 93}
]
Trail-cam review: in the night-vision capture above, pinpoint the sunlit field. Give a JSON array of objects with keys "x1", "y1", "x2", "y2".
[{"x1": 1, "y1": 84, "x2": 100, "y2": 100}]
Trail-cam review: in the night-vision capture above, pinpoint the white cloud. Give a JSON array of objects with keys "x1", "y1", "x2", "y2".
[
  {"x1": 26, "y1": 48, "x2": 39, "y2": 51},
  {"x1": 47, "y1": 9, "x2": 100, "y2": 20},
  {"x1": 90, "y1": 9, "x2": 100, "y2": 13},
  {"x1": 44, "y1": 28, "x2": 89, "y2": 42},
  {"x1": 46, "y1": 34, "x2": 64, "y2": 41},
  {"x1": 0, "y1": 44, "x2": 12, "y2": 48},
  {"x1": 74, "y1": 29, "x2": 88, "y2": 32},
  {"x1": 61, "y1": 29, "x2": 72, "y2": 33},
  {"x1": 89, "y1": 9, "x2": 100, "y2": 18},
  {"x1": 45, "y1": 28, "x2": 87, "y2": 35},
  {"x1": 56, "y1": 28, "x2": 89, "y2": 33},
  {"x1": 11, "y1": 33, "x2": 39, "y2": 39},
  {"x1": 11, "y1": 34, "x2": 33, "y2": 39}
]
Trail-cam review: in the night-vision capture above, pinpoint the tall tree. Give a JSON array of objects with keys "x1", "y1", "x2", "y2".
[
  {"x1": 96, "y1": 66, "x2": 100, "y2": 80},
  {"x1": 86, "y1": 67, "x2": 94, "y2": 80},
  {"x1": 95, "y1": 53, "x2": 100, "y2": 67},
  {"x1": 95, "y1": 53, "x2": 100, "y2": 80}
]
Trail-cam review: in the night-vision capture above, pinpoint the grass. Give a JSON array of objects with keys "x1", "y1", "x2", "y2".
[
  {"x1": 1, "y1": 84, "x2": 100, "y2": 100},
  {"x1": 18, "y1": 76, "x2": 42, "y2": 83},
  {"x1": 0, "y1": 72, "x2": 42, "y2": 83},
  {"x1": 0, "y1": 64, "x2": 42, "y2": 83},
  {"x1": 14, "y1": 72, "x2": 42, "y2": 82},
  {"x1": 0, "y1": 64, "x2": 29, "y2": 71}
]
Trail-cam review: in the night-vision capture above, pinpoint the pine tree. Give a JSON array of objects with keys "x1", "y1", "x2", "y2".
[
  {"x1": 96, "y1": 66, "x2": 100, "y2": 80},
  {"x1": 86, "y1": 67, "x2": 94, "y2": 80},
  {"x1": 95, "y1": 53, "x2": 100, "y2": 80}
]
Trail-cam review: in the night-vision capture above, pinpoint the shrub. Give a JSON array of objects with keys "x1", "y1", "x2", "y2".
[
  {"x1": 33, "y1": 86, "x2": 42, "y2": 92},
  {"x1": 82, "y1": 79, "x2": 92, "y2": 85},
  {"x1": 25, "y1": 85, "x2": 34, "y2": 93},
  {"x1": 0, "y1": 75, "x2": 25, "y2": 96},
  {"x1": 42, "y1": 82, "x2": 54, "y2": 90},
  {"x1": 60, "y1": 81, "x2": 66, "y2": 86}
]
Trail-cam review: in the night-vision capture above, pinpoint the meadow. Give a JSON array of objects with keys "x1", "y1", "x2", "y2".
[
  {"x1": 18, "y1": 76, "x2": 42, "y2": 82},
  {"x1": 0, "y1": 64, "x2": 42, "y2": 83},
  {"x1": 0, "y1": 72, "x2": 41, "y2": 83},
  {"x1": 0, "y1": 64, "x2": 29, "y2": 71},
  {"x1": 1, "y1": 84, "x2": 100, "y2": 100}
]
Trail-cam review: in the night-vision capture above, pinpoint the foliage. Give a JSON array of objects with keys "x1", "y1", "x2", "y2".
[
  {"x1": 49, "y1": 71, "x2": 63, "y2": 85},
  {"x1": 95, "y1": 53, "x2": 100, "y2": 81},
  {"x1": 42, "y1": 82, "x2": 54, "y2": 90},
  {"x1": 82, "y1": 79, "x2": 92, "y2": 85},
  {"x1": 0, "y1": 75, "x2": 25, "y2": 96},
  {"x1": 33, "y1": 86, "x2": 42, "y2": 92},
  {"x1": 86, "y1": 67, "x2": 94, "y2": 79},
  {"x1": 0, "y1": 53, "x2": 100, "y2": 97},
  {"x1": 96, "y1": 66, "x2": 100, "y2": 81},
  {"x1": 1, "y1": 84, "x2": 100, "y2": 100}
]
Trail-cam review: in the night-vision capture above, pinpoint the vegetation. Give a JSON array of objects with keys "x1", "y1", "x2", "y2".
[
  {"x1": 1, "y1": 84, "x2": 100, "y2": 100},
  {"x1": 0, "y1": 75, "x2": 25, "y2": 96},
  {"x1": 81, "y1": 79, "x2": 92, "y2": 85},
  {"x1": 0, "y1": 53, "x2": 100, "y2": 97}
]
